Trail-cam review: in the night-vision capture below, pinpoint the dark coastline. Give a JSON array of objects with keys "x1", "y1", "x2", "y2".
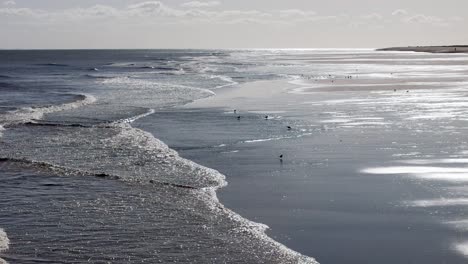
[{"x1": 377, "y1": 45, "x2": 468, "y2": 54}]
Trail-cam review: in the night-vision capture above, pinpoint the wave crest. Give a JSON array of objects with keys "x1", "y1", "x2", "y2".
[
  {"x1": 0, "y1": 94, "x2": 97, "y2": 126},
  {"x1": 0, "y1": 228, "x2": 9, "y2": 264}
]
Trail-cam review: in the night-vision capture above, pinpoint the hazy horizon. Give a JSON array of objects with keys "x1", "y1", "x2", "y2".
[{"x1": 1, "y1": 0, "x2": 467, "y2": 49}]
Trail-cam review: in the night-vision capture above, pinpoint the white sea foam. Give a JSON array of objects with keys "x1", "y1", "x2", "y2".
[
  {"x1": 392, "y1": 152, "x2": 421, "y2": 157},
  {"x1": 0, "y1": 94, "x2": 97, "y2": 126},
  {"x1": 197, "y1": 187, "x2": 316, "y2": 264},
  {"x1": 354, "y1": 117, "x2": 385, "y2": 121},
  {"x1": 454, "y1": 242, "x2": 468, "y2": 258},
  {"x1": 320, "y1": 119, "x2": 352, "y2": 123},
  {"x1": 406, "y1": 198, "x2": 468, "y2": 207},
  {"x1": 244, "y1": 138, "x2": 284, "y2": 143},
  {"x1": 221, "y1": 150, "x2": 239, "y2": 154},
  {"x1": 101, "y1": 76, "x2": 215, "y2": 101},
  {"x1": 244, "y1": 133, "x2": 313, "y2": 144},
  {"x1": 342, "y1": 121, "x2": 390, "y2": 127},
  {"x1": 113, "y1": 108, "x2": 156, "y2": 124},
  {"x1": 208, "y1": 74, "x2": 239, "y2": 89},
  {"x1": 446, "y1": 219, "x2": 468, "y2": 231},
  {"x1": 399, "y1": 159, "x2": 468, "y2": 165},
  {"x1": 0, "y1": 125, "x2": 4, "y2": 138},
  {"x1": 0, "y1": 228, "x2": 9, "y2": 264}
]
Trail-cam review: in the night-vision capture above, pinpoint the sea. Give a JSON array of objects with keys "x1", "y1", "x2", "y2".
[{"x1": 1, "y1": 49, "x2": 468, "y2": 263}]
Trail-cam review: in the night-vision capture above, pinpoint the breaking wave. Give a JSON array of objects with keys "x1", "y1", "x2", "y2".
[
  {"x1": 0, "y1": 228, "x2": 9, "y2": 264},
  {"x1": 0, "y1": 94, "x2": 97, "y2": 126},
  {"x1": 113, "y1": 108, "x2": 156, "y2": 124},
  {"x1": 0, "y1": 90, "x2": 317, "y2": 263}
]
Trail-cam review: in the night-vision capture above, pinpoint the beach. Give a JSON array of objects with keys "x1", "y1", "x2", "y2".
[
  {"x1": 378, "y1": 46, "x2": 468, "y2": 54},
  {"x1": 1, "y1": 49, "x2": 468, "y2": 263}
]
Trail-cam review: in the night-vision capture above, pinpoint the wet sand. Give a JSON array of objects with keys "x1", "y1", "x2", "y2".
[
  {"x1": 136, "y1": 72, "x2": 468, "y2": 263},
  {"x1": 378, "y1": 46, "x2": 468, "y2": 54}
]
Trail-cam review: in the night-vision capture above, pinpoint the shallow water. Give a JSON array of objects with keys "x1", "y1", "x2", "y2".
[{"x1": 0, "y1": 161, "x2": 312, "y2": 263}]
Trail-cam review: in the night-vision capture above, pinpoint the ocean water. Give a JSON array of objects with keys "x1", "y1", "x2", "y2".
[{"x1": 1, "y1": 49, "x2": 468, "y2": 263}]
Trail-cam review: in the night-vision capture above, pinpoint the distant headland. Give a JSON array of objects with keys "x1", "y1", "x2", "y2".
[{"x1": 377, "y1": 45, "x2": 468, "y2": 54}]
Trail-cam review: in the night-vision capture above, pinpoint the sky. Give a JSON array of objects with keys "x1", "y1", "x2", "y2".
[{"x1": 1, "y1": 0, "x2": 467, "y2": 49}]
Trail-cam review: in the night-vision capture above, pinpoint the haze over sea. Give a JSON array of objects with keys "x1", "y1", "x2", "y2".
[{"x1": 1, "y1": 49, "x2": 468, "y2": 263}]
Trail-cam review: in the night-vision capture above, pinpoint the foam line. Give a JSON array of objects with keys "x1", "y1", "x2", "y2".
[
  {"x1": 0, "y1": 228, "x2": 9, "y2": 264},
  {"x1": 399, "y1": 159, "x2": 468, "y2": 165},
  {"x1": 0, "y1": 157, "x2": 200, "y2": 190},
  {"x1": 0, "y1": 93, "x2": 97, "y2": 126},
  {"x1": 113, "y1": 108, "x2": 156, "y2": 124},
  {"x1": 406, "y1": 198, "x2": 468, "y2": 207},
  {"x1": 454, "y1": 242, "x2": 468, "y2": 257},
  {"x1": 446, "y1": 219, "x2": 468, "y2": 231}
]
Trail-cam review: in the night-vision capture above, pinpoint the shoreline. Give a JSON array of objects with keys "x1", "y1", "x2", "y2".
[
  {"x1": 0, "y1": 83, "x2": 318, "y2": 263},
  {"x1": 377, "y1": 46, "x2": 468, "y2": 54}
]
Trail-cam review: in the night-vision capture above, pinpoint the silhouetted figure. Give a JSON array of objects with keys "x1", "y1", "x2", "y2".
[
  {"x1": 237, "y1": 116, "x2": 241, "y2": 120},
  {"x1": 394, "y1": 89, "x2": 397, "y2": 92},
  {"x1": 234, "y1": 109, "x2": 237, "y2": 114},
  {"x1": 265, "y1": 115, "x2": 269, "y2": 119},
  {"x1": 279, "y1": 154, "x2": 283, "y2": 160},
  {"x1": 287, "y1": 126, "x2": 292, "y2": 130}
]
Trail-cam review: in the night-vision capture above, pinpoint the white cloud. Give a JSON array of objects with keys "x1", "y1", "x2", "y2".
[
  {"x1": 181, "y1": 1, "x2": 220, "y2": 8},
  {"x1": 127, "y1": 1, "x2": 183, "y2": 17},
  {"x1": 63, "y1": 5, "x2": 120, "y2": 19},
  {"x1": 391, "y1": 9, "x2": 408, "y2": 16},
  {"x1": 362, "y1": 13, "x2": 383, "y2": 20},
  {"x1": 0, "y1": 7, "x2": 41, "y2": 17},
  {"x1": 277, "y1": 9, "x2": 316, "y2": 18},
  {"x1": 404, "y1": 14, "x2": 444, "y2": 24},
  {"x1": 2, "y1": 0, "x2": 15, "y2": 6},
  {"x1": 0, "y1": 1, "x2": 461, "y2": 28}
]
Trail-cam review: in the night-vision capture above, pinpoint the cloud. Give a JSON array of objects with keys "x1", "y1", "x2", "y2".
[
  {"x1": 2, "y1": 0, "x2": 15, "y2": 6},
  {"x1": 362, "y1": 13, "x2": 383, "y2": 20},
  {"x1": 181, "y1": 1, "x2": 220, "y2": 8},
  {"x1": 0, "y1": 1, "x2": 461, "y2": 28},
  {"x1": 127, "y1": 1, "x2": 182, "y2": 17},
  {"x1": 391, "y1": 9, "x2": 408, "y2": 16},
  {"x1": 63, "y1": 5, "x2": 120, "y2": 20},
  {"x1": 277, "y1": 9, "x2": 316, "y2": 18},
  {"x1": 0, "y1": 7, "x2": 41, "y2": 17},
  {"x1": 404, "y1": 14, "x2": 444, "y2": 25}
]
